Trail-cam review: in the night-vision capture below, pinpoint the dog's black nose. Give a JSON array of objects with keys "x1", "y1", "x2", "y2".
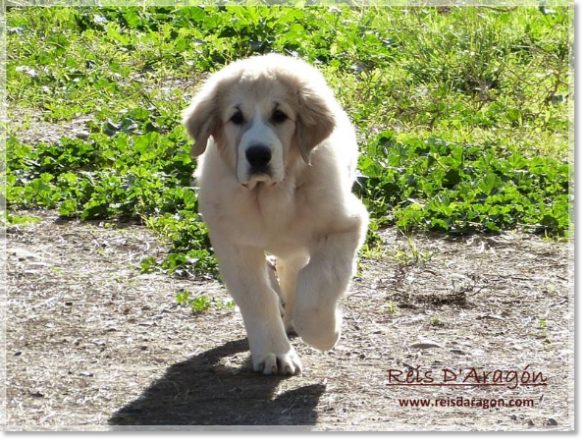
[{"x1": 246, "y1": 145, "x2": 272, "y2": 170}]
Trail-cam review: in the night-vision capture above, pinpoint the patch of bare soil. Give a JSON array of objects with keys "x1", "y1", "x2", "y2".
[
  {"x1": 8, "y1": 110, "x2": 94, "y2": 145},
  {"x1": 3, "y1": 211, "x2": 574, "y2": 431}
]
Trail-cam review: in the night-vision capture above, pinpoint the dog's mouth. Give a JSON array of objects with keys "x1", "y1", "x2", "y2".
[{"x1": 241, "y1": 170, "x2": 280, "y2": 190}]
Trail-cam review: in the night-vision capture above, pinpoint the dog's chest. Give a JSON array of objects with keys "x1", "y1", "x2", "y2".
[{"x1": 211, "y1": 182, "x2": 304, "y2": 249}]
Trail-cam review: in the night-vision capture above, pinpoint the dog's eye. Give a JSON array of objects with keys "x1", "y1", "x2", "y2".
[
  {"x1": 272, "y1": 110, "x2": 288, "y2": 124},
  {"x1": 230, "y1": 111, "x2": 244, "y2": 125}
]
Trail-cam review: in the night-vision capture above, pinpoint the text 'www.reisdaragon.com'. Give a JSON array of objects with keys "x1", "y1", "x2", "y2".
[{"x1": 398, "y1": 397, "x2": 535, "y2": 410}]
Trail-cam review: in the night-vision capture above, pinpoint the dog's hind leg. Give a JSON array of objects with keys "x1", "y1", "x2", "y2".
[
  {"x1": 266, "y1": 257, "x2": 284, "y2": 316},
  {"x1": 276, "y1": 254, "x2": 310, "y2": 334}
]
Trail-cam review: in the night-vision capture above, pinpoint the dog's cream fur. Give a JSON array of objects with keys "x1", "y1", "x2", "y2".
[{"x1": 183, "y1": 54, "x2": 368, "y2": 375}]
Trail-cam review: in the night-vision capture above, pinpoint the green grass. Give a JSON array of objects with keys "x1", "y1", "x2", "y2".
[
  {"x1": 392, "y1": 236, "x2": 435, "y2": 266},
  {"x1": 5, "y1": 5, "x2": 572, "y2": 277}
]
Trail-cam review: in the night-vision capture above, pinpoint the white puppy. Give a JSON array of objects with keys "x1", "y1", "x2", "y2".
[{"x1": 183, "y1": 54, "x2": 368, "y2": 375}]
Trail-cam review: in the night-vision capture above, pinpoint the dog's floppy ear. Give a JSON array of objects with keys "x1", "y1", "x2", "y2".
[
  {"x1": 182, "y1": 79, "x2": 220, "y2": 159},
  {"x1": 295, "y1": 89, "x2": 336, "y2": 165}
]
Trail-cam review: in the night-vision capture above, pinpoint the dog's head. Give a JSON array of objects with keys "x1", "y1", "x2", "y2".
[{"x1": 182, "y1": 54, "x2": 337, "y2": 189}]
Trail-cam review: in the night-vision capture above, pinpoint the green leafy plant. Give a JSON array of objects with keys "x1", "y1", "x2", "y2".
[
  {"x1": 5, "y1": 5, "x2": 571, "y2": 279},
  {"x1": 175, "y1": 291, "x2": 236, "y2": 313}
]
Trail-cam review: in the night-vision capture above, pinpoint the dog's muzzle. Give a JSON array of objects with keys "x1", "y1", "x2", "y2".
[{"x1": 245, "y1": 145, "x2": 274, "y2": 188}]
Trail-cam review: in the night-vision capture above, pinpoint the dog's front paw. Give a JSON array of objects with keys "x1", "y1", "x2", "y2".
[
  {"x1": 252, "y1": 348, "x2": 302, "y2": 376},
  {"x1": 294, "y1": 304, "x2": 341, "y2": 352}
]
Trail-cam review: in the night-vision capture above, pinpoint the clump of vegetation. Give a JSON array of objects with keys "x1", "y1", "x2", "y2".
[
  {"x1": 6, "y1": 5, "x2": 572, "y2": 277},
  {"x1": 176, "y1": 291, "x2": 236, "y2": 313},
  {"x1": 391, "y1": 236, "x2": 435, "y2": 266},
  {"x1": 358, "y1": 132, "x2": 569, "y2": 235},
  {"x1": 430, "y1": 317, "x2": 444, "y2": 327}
]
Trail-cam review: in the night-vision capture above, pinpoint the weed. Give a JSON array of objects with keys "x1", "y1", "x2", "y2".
[
  {"x1": 430, "y1": 317, "x2": 443, "y2": 327},
  {"x1": 190, "y1": 295, "x2": 213, "y2": 313},
  {"x1": 361, "y1": 243, "x2": 386, "y2": 260},
  {"x1": 6, "y1": 213, "x2": 42, "y2": 225},
  {"x1": 393, "y1": 236, "x2": 435, "y2": 265},
  {"x1": 176, "y1": 291, "x2": 236, "y2": 313}
]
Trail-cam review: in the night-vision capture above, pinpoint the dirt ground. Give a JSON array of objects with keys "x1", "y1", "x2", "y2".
[{"x1": 2, "y1": 210, "x2": 574, "y2": 431}]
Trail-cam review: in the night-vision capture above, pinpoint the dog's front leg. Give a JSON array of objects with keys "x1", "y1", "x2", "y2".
[
  {"x1": 294, "y1": 228, "x2": 364, "y2": 352},
  {"x1": 212, "y1": 239, "x2": 302, "y2": 375}
]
